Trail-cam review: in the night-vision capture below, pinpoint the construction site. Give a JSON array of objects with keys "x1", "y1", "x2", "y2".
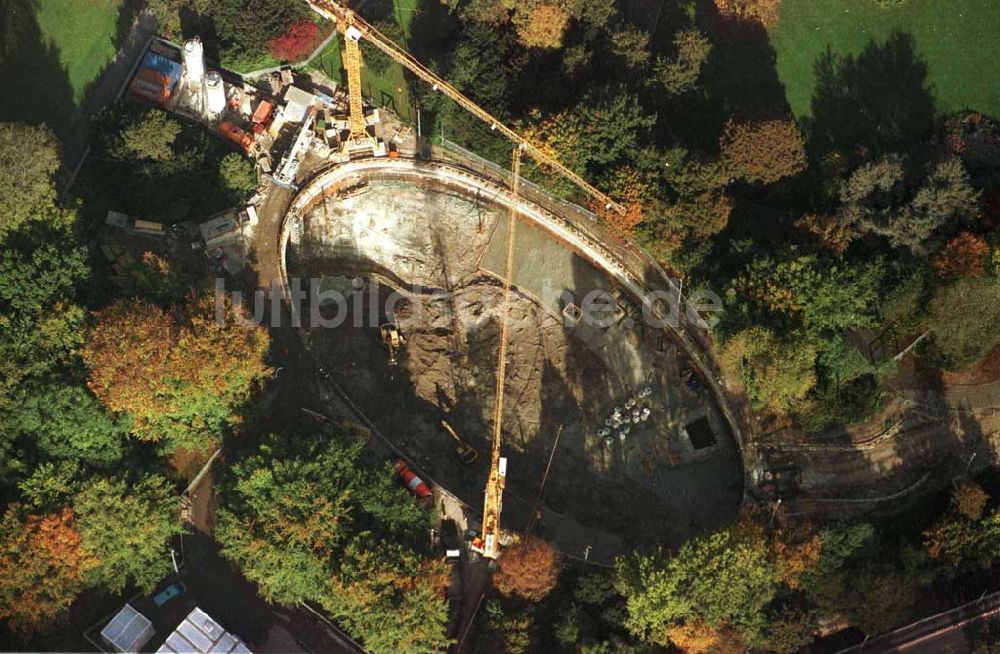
[
  {"x1": 105, "y1": 0, "x2": 752, "y2": 567},
  {"x1": 116, "y1": 0, "x2": 1000, "y2": 584},
  {"x1": 283, "y1": 166, "x2": 745, "y2": 557}
]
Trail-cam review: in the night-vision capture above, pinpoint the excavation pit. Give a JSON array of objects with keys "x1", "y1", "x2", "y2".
[{"x1": 283, "y1": 161, "x2": 744, "y2": 557}]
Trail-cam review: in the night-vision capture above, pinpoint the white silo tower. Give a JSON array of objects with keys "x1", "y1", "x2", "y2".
[
  {"x1": 205, "y1": 71, "x2": 227, "y2": 116},
  {"x1": 183, "y1": 38, "x2": 205, "y2": 83}
]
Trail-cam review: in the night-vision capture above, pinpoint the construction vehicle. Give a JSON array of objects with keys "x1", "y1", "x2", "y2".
[
  {"x1": 379, "y1": 322, "x2": 404, "y2": 365},
  {"x1": 441, "y1": 419, "x2": 478, "y2": 465},
  {"x1": 303, "y1": 0, "x2": 624, "y2": 215}
]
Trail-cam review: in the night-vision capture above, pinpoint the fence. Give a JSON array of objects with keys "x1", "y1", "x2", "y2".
[{"x1": 433, "y1": 139, "x2": 753, "y2": 473}]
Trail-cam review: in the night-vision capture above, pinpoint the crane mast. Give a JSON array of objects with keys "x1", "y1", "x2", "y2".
[
  {"x1": 341, "y1": 18, "x2": 368, "y2": 140},
  {"x1": 304, "y1": 0, "x2": 626, "y2": 215},
  {"x1": 302, "y1": 0, "x2": 586, "y2": 559},
  {"x1": 477, "y1": 146, "x2": 522, "y2": 559}
]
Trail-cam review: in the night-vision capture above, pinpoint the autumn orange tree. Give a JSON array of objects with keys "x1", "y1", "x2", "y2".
[
  {"x1": 493, "y1": 535, "x2": 562, "y2": 601},
  {"x1": 720, "y1": 118, "x2": 807, "y2": 184},
  {"x1": 83, "y1": 293, "x2": 270, "y2": 449},
  {"x1": 0, "y1": 506, "x2": 97, "y2": 638},
  {"x1": 933, "y1": 232, "x2": 990, "y2": 280}
]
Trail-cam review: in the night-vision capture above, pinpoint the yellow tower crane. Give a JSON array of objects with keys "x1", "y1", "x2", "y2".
[
  {"x1": 336, "y1": 10, "x2": 380, "y2": 154},
  {"x1": 304, "y1": 0, "x2": 625, "y2": 215},
  {"x1": 473, "y1": 146, "x2": 522, "y2": 559},
  {"x1": 302, "y1": 0, "x2": 612, "y2": 559}
]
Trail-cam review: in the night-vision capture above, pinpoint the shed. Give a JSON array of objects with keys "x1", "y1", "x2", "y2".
[
  {"x1": 101, "y1": 604, "x2": 155, "y2": 653},
  {"x1": 155, "y1": 607, "x2": 252, "y2": 653}
]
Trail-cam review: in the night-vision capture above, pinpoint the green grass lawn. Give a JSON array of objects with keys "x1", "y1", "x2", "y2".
[
  {"x1": 770, "y1": 0, "x2": 1000, "y2": 119},
  {"x1": 35, "y1": 0, "x2": 120, "y2": 103}
]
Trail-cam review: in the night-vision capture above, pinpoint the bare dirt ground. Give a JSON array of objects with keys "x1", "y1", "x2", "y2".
[{"x1": 285, "y1": 181, "x2": 744, "y2": 554}]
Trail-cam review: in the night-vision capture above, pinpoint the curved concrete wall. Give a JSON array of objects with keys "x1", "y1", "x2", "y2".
[{"x1": 279, "y1": 157, "x2": 753, "y2": 492}]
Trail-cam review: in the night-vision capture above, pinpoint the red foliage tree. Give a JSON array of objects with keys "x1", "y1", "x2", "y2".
[
  {"x1": 0, "y1": 506, "x2": 97, "y2": 638},
  {"x1": 493, "y1": 536, "x2": 561, "y2": 601},
  {"x1": 933, "y1": 232, "x2": 990, "y2": 280},
  {"x1": 268, "y1": 20, "x2": 320, "y2": 63}
]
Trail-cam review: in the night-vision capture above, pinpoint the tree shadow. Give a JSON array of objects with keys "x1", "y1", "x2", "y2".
[
  {"x1": 0, "y1": 0, "x2": 75, "y2": 136},
  {"x1": 662, "y1": 0, "x2": 790, "y2": 152},
  {"x1": 806, "y1": 32, "x2": 936, "y2": 165}
]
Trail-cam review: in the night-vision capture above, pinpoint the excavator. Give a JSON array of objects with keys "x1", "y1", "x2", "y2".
[
  {"x1": 379, "y1": 322, "x2": 404, "y2": 365},
  {"x1": 302, "y1": 0, "x2": 613, "y2": 560},
  {"x1": 441, "y1": 419, "x2": 479, "y2": 465}
]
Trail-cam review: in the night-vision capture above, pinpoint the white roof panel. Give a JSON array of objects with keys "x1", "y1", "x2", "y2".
[
  {"x1": 158, "y1": 607, "x2": 253, "y2": 654},
  {"x1": 101, "y1": 604, "x2": 154, "y2": 653}
]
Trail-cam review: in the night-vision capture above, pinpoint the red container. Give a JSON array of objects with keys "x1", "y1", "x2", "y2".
[{"x1": 394, "y1": 460, "x2": 431, "y2": 499}]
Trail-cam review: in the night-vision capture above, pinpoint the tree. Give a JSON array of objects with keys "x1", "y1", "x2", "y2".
[
  {"x1": 11, "y1": 384, "x2": 126, "y2": 467},
  {"x1": 720, "y1": 118, "x2": 807, "y2": 185},
  {"x1": 611, "y1": 26, "x2": 651, "y2": 69},
  {"x1": 494, "y1": 535, "x2": 562, "y2": 601},
  {"x1": 18, "y1": 462, "x2": 82, "y2": 511},
  {"x1": 663, "y1": 620, "x2": 745, "y2": 654},
  {"x1": 216, "y1": 429, "x2": 447, "y2": 653},
  {"x1": 0, "y1": 303, "x2": 86, "y2": 412},
  {"x1": 762, "y1": 607, "x2": 816, "y2": 654},
  {"x1": 0, "y1": 122, "x2": 62, "y2": 238},
  {"x1": 218, "y1": 152, "x2": 258, "y2": 200},
  {"x1": 954, "y1": 482, "x2": 989, "y2": 520},
  {"x1": 924, "y1": 485, "x2": 1000, "y2": 572},
  {"x1": 726, "y1": 253, "x2": 881, "y2": 335},
  {"x1": 772, "y1": 527, "x2": 822, "y2": 589},
  {"x1": 361, "y1": 19, "x2": 404, "y2": 74},
  {"x1": 0, "y1": 223, "x2": 89, "y2": 413},
  {"x1": 926, "y1": 276, "x2": 1000, "y2": 369},
  {"x1": 267, "y1": 20, "x2": 319, "y2": 62},
  {"x1": 714, "y1": 0, "x2": 782, "y2": 26},
  {"x1": 654, "y1": 30, "x2": 712, "y2": 96},
  {"x1": 475, "y1": 600, "x2": 534, "y2": 654},
  {"x1": 0, "y1": 239, "x2": 88, "y2": 314},
  {"x1": 113, "y1": 109, "x2": 182, "y2": 162},
  {"x1": 210, "y1": 0, "x2": 309, "y2": 68},
  {"x1": 592, "y1": 166, "x2": 654, "y2": 236},
  {"x1": 840, "y1": 157, "x2": 980, "y2": 253},
  {"x1": 794, "y1": 213, "x2": 856, "y2": 254},
  {"x1": 719, "y1": 328, "x2": 817, "y2": 416},
  {"x1": 520, "y1": 92, "x2": 656, "y2": 196},
  {"x1": 74, "y1": 476, "x2": 183, "y2": 593},
  {"x1": 616, "y1": 528, "x2": 777, "y2": 646},
  {"x1": 0, "y1": 506, "x2": 96, "y2": 638},
  {"x1": 512, "y1": 1, "x2": 570, "y2": 49},
  {"x1": 83, "y1": 293, "x2": 271, "y2": 448},
  {"x1": 933, "y1": 232, "x2": 990, "y2": 280}
]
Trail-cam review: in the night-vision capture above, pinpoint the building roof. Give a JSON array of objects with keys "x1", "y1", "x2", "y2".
[
  {"x1": 101, "y1": 603, "x2": 155, "y2": 653},
  {"x1": 282, "y1": 86, "x2": 316, "y2": 123},
  {"x1": 156, "y1": 607, "x2": 252, "y2": 654}
]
